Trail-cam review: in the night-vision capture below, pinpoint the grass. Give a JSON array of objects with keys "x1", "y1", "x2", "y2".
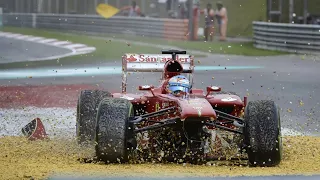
[
  {"x1": 76, "y1": 31, "x2": 287, "y2": 56},
  {"x1": 0, "y1": 27, "x2": 162, "y2": 60},
  {"x1": 193, "y1": 0, "x2": 320, "y2": 37},
  {"x1": 3, "y1": 0, "x2": 319, "y2": 39},
  {"x1": 0, "y1": 26, "x2": 163, "y2": 69},
  {"x1": 121, "y1": 0, "x2": 267, "y2": 37},
  {"x1": 197, "y1": 0, "x2": 267, "y2": 37},
  {"x1": 279, "y1": 0, "x2": 320, "y2": 22},
  {"x1": 180, "y1": 0, "x2": 320, "y2": 37},
  {"x1": 0, "y1": 26, "x2": 287, "y2": 69},
  {"x1": 2, "y1": 26, "x2": 287, "y2": 56}
]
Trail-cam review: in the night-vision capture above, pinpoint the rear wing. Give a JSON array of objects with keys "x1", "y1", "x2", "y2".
[
  {"x1": 121, "y1": 53, "x2": 195, "y2": 93},
  {"x1": 122, "y1": 54, "x2": 194, "y2": 73}
]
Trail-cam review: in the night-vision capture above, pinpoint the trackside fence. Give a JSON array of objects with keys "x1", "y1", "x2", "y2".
[{"x1": 253, "y1": 21, "x2": 320, "y2": 55}]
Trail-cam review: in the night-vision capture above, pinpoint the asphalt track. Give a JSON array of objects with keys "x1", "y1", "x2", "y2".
[
  {"x1": 0, "y1": 36, "x2": 71, "y2": 63},
  {"x1": 1, "y1": 53, "x2": 319, "y2": 136},
  {"x1": 1, "y1": 38, "x2": 320, "y2": 179}
]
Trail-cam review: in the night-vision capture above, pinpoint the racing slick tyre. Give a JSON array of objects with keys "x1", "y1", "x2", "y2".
[
  {"x1": 76, "y1": 90, "x2": 111, "y2": 146},
  {"x1": 95, "y1": 98, "x2": 134, "y2": 163},
  {"x1": 244, "y1": 100, "x2": 282, "y2": 167}
]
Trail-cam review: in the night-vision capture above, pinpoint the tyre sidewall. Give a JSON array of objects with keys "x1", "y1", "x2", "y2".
[{"x1": 244, "y1": 100, "x2": 282, "y2": 167}]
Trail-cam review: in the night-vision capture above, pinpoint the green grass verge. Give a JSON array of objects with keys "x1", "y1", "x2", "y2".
[
  {"x1": 197, "y1": 0, "x2": 320, "y2": 37},
  {"x1": 125, "y1": 0, "x2": 266, "y2": 37},
  {"x1": 0, "y1": 27, "x2": 162, "y2": 60},
  {"x1": 77, "y1": 31, "x2": 287, "y2": 56},
  {"x1": 2, "y1": 26, "x2": 287, "y2": 58},
  {"x1": 0, "y1": 26, "x2": 165, "y2": 69},
  {"x1": 197, "y1": 0, "x2": 267, "y2": 37},
  {"x1": 0, "y1": 26, "x2": 287, "y2": 70}
]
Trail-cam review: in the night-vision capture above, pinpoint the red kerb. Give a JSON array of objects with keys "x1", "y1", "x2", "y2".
[{"x1": 0, "y1": 84, "x2": 98, "y2": 108}]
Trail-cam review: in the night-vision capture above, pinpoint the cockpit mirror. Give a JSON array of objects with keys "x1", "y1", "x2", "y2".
[{"x1": 138, "y1": 85, "x2": 155, "y2": 91}]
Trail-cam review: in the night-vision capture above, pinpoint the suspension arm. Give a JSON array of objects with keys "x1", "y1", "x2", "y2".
[
  {"x1": 205, "y1": 122, "x2": 243, "y2": 134},
  {"x1": 213, "y1": 108, "x2": 245, "y2": 124},
  {"x1": 133, "y1": 118, "x2": 177, "y2": 133},
  {"x1": 129, "y1": 107, "x2": 176, "y2": 124}
]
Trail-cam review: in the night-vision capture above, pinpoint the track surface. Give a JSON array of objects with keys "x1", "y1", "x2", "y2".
[
  {"x1": 1, "y1": 53, "x2": 319, "y2": 136},
  {"x1": 1, "y1": 39, "x2": 320, "y2": 179},
  {"x1": 0, "y1": 37, "x2": 71, "y2": 63}
]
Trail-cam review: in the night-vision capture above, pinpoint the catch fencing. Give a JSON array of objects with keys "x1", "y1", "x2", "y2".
[
  {"x1": 2, "y1": 13, "x2": 189, "y2": 40},
  {"x1": 253, "y1": 21, "x2": 320, "y2": 55}
]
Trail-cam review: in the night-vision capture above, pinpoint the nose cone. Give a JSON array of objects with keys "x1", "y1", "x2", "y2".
[{"x1": 177, "y1": 98, "x2": 216, "y2": 120}]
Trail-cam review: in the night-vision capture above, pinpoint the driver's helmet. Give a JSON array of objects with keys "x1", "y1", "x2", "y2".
[{"x1": 167, "y1": 75, "x2": 191, "y2": 96}]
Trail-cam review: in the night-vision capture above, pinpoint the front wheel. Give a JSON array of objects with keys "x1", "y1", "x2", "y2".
[
  {"x1": 76, "y1": 90, "x2": 111, "y2": 146},
  {"x1": 95, "y1": 98, "x2": 134, "y2": 163},
  {"x1": 244, "y1": 100, "x2": 282, "y2": 167}
]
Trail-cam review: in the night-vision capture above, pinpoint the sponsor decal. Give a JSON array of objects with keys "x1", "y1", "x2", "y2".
[
  {"x1": 188, "y1": 99, "x2": 204, "y2": 117},
  {"x1": 193, "y1": 107, "x2": 202, "y2": 117},
  {"x1": 125, "y1": 54, "x2": 138, "y2": 62},
  {"x1": 155, "y1": 102, "x2": 170, "y2": 111},
  {"x1": 141, "y1": 85, "x2": 151, "y2": 89},
  {"x1": 162, "y1": 102, "x2": 169, "y2": 108},
  {"x1": 120, "y1": 95, "x2": 134, "y2": 100},
  {"x1": 221, "y1": 97, "x2": 237, "y2": 102},
  {"x1": 188, "y1": 98, "x2": 204, "y2": 104},
  {"x1": 125, "y1": 54, "x2": 189, "y2": 63},
  {"x1": 155, "y1": 102, "x2": 160, "y2": 112},
  {"x1": 169, "y1": 76, "x2": 189, "y2": 84}
]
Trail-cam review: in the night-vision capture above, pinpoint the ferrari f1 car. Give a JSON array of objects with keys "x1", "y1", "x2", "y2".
[{"x1": 76, "y1": 50, "x2": 282, "y2": 166}]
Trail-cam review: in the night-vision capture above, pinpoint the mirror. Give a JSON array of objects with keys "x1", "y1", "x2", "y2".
[
  {"x1": 207, "y1": 86, "x2": 221, "y2": 92},
  {"x1": 206, "y1": 86, "x2": 221, "y2": 97},
  {"x1": 138, "y1": 85, "x2": 155, "y2": 91}
]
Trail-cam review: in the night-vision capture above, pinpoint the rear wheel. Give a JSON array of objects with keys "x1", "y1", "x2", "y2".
[
  {"x1": 76, "y1": 90, "x2": 111, "y2": 146},
  {"x1": 95, "y1": 98, "x2": 134, "y2": 163},
  {"x1": 244, "y1": 100, "x2": 282, "y2": 167}
]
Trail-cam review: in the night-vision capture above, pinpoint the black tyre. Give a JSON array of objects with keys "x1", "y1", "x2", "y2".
[
  {"x1": 76, "y1": 90, "x2": 111, "y2": 145},
  {"x1": 95, "y1": 98, "x2": 134, "y2": 163},
  {"x1": 244, "y1": 100, "x2": 282, "y2": 167}
]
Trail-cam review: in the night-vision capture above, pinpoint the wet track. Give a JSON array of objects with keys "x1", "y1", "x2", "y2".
[
  {"x1": 0, "y1": 36, "x2": 70, "y2": 63},
  {"x1": 1, "y1": 54, "x2": 320, "y2": 136},
  {"x1": 0, "y1": 38, "x2": 320, "y2": 179}
]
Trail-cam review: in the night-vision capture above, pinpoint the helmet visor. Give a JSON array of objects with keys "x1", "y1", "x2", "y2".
[{"x1": 168, "y1": 85, "x2": 190, "y2": 94}]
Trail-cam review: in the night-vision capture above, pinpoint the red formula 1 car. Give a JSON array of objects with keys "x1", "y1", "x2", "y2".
[{"x1": 76, "y1": 50, "x2": 282, "y2": 166}]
